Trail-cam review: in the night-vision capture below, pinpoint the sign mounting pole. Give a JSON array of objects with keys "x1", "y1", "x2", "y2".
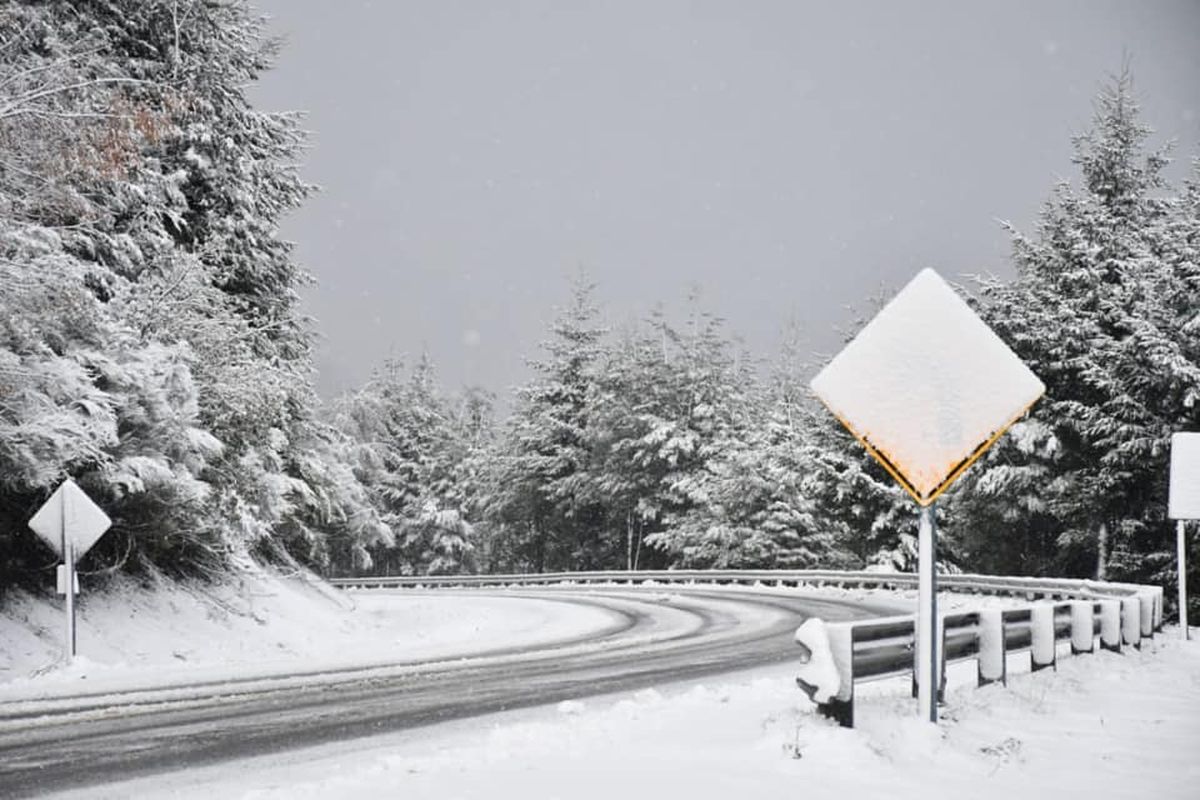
[
  {"x1": 1179, "y1": 520, "x2": 1189, "y2": 641},
  {"x1": 65, "y1": 540, "x2": 76, "y2": 658},
  {"x1": 917, "y1": 502, "x2": 939, "y2": 722},
  {"x1": 61, "y1": 485, "x2": 76, "y2": 659},
  {"x1": 59, "y1": 484, "x2": 77, "y2": 659}
]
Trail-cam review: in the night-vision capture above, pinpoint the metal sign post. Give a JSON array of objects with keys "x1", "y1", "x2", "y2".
[
  {"x1": 1179, "y1": 520, "x2": 1189, "y2": 640},
  {"x1": 64, "y1": 541, "x2": 76, "y2": 657},
  {"x1": 916, "y1": 502, "x2": 939, "y2": 722},
  {"x1": 60, "y1": 484, "x2": 78, "y2": 657},
  {"x1": 810, "y1": 269, "x2": 1044, "y2": 724},
  {"x1": 28, "y1": 478, "x2": 112, "y2": 662}
]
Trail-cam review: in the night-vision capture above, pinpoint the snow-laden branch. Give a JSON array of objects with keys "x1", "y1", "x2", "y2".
[{"x1": 0, "y1": 76, "x2": 147, "y2": 120}]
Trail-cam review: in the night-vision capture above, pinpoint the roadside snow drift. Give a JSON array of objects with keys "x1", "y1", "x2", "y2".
[{"x1": 0, "y1": 569, "x2": 617, "y2": 700}]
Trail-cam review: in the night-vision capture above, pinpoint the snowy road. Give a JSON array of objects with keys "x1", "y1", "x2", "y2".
[{"x1": 0, "y1": 587, "x2": 894, "y2": 798}]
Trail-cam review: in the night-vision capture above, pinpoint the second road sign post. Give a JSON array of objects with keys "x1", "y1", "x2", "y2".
[{"x1": 810, "y1": 269, "x2": 1044, "y2": 723}]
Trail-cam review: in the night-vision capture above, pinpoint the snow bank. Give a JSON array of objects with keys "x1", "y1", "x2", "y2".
[{"x1": 0, "y1": 568, "x2": 617, "y2": 701}]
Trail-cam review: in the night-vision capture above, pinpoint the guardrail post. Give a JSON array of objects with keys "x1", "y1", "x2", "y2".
[
  {"x1": 1099, "y1": 600, "x2": 1122, "y2": 652},
  {"x1": 1030, "y1": 604, "x2": 1056, "y2": 672},
  {"x1": 795, "y1": 619, "x2": 854, "y2": 728},
  {"x1": 1121, "y1": 597, "x2": 1141, "y2": 649},
  {"x1": 1139, "y1": 594, "x2": 1154, "y2": 640},
  {"x1": 1069, "y1": 600, "x2": 1094, "y2": 655},
  {"x1": 910, "y1": 615, "x2": 947, "y2": 703},
  {"x1": 977, "y1": 608, "x2": 1005, "y2": 687}
]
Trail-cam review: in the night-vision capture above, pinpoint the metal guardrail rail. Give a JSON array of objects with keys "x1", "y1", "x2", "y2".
[
  {"x1": 328, "y1": 568, "x2": 1155, "y2": 601},
  {"x1": 329, "y1": 568, "x2": 1164, "y2": 728},
  {"x1": 793, "y1": 583, "x2": 1162, "y2": 727}
]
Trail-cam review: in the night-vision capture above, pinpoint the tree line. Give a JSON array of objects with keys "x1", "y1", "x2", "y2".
[
  {"x1": 0, "y1": 3, "x2": 1195, "y2": 616},
  {"x1": 344, "y1": 72, "x2": 1197, "y2": 617}
]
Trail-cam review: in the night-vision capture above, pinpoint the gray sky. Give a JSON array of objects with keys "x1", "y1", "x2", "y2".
[{"x1": 249, "y1": 0, "x2": 1200, "y2": 401}]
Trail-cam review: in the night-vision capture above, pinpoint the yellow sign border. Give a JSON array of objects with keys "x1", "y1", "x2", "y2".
[{"x1": 828, "y1": 395, "x2": 1043, "y2": 506}]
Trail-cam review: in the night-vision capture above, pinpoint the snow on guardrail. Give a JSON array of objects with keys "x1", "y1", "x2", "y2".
[{"x1": 791, "y1": 585, "x2": 1163, "y2": 727}]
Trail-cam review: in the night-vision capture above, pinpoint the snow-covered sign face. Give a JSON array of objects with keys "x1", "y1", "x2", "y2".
[
  {"x1": 28, "y1": 479, "x2": 112, "y2": 562},
  {"x1": 1169, "y1": 433, "x2": 1200, "y2": 520},
  {"x1": 811, "y1": 269, "x2": 1045, "y2": 506}
]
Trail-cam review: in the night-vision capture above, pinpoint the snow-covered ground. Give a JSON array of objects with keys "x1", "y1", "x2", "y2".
[
  {"x1": 0, "y1": 569, "x2": 621, "y2": 701},
  {"x1": 41, "y1": 629, "x2": 1199, "y2": 800},
  {"x1": 5, "y1": 572, "x2": 1196, "y2": 800}
]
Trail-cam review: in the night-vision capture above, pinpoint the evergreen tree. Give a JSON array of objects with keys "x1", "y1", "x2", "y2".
[
  {"x1": 330, "y1": 356, "x2": 479, "y2": 576},
  {"x1": 955, "y1": 72, "x2": 1199, "y2": 604},
  {"x1": 796, "y1": 303, "x2": 929, "y2": 571},
  {"x1": 0, "y1": 1, "x2": 381, "y2": 582},
  {"x1": 485, "y1": 276, "x2": 611, "y2": 571},
  {"x1": 657, "y1": 349, "x2": 837, "y2": 568},
  {"x1": 593, "y1": 297, "x2": 753, "y2": 567}
]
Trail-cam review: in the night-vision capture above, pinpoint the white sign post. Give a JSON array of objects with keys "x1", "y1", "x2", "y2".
[
  {"x1": 1168, "y1": 433, "x2": 1200, "y2": 640},
  {"x1": 28, "y1": 478, "x2": 112, "y2": 660},
  {"x1": 811, "y1": 269, "x2": 1044, "y2": 723}
]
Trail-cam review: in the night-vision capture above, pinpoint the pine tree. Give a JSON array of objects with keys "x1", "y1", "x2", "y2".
[
  {"x1": 955, "y1": 71, "x2": 1199, "y2": 599},
  {"x1": 330, "y1": 356, "x2": 480, "y2": 576},
  {"x1": 0, "y1": 1, "x2": 381, "y2": 582},
  {"x1": 593, "y1": 296, "x2": 754, "y2": 567},
  {"x1": 658, "y1": 383, "x2": 835, "y2": 569},
  {"x1": 794, "y1": 302, "x2": 927, "y2": 571},
  {"x1": 485, "y1": 276, "x2": 611, "y2": 571}
]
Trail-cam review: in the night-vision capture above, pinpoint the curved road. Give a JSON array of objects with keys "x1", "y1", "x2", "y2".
[{"x1": 0, "y1": 586, "x2": 897, "y2": 798}]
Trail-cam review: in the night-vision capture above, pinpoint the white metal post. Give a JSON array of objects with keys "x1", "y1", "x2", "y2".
[
  {"x1": 65, "y1": 540, "x2": 76, "y2": 659},
  {"x1": 1179, "y1": 520, "x2": 1189, "y2": 641},
  {"x1": 917, "y1": 502, "x2": 939, "y2": 723},
  {"x1": 61, "y1": 480, "x2": 75, "y2": 661}
]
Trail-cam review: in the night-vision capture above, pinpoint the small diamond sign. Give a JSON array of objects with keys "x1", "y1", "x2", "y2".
[
  {"x1": 27, "y1": 478, "x2": 111, "y2": 661},
  {"x1": 811, "y1": 268, "x2": 1045, "y2": 505},
  {"x1": 1169, "y1": 433, "x2": 1200, "y2": 521},
  {"x1": 28, "y1": 478, "x2": 112, "y2": 562}
]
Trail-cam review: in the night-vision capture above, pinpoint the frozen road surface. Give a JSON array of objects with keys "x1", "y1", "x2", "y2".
[{"x1": 0, "y1": 587, "x2": 893, "y2": 798}]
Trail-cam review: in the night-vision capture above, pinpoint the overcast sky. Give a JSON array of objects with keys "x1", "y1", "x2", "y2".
[{"x1": 249, "y1": 0, "x2": 1200, "y2": 401}]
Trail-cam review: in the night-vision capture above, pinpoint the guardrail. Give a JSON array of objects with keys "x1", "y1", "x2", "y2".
[
  {"x1": 794, "y1": 585, "x2": 1163, "y2": 727},
  {"x1": 329, "y1": 569, "x2": 930, "y2": 590},
  {"x1": 328, "y1": 569, "x2": 1159, "y2": 603},
  {"x1": 328, "y1": 568, "x2": 1164, "y2": 728}
]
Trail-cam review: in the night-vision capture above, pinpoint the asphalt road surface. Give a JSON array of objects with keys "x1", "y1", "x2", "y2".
[{"x1": 0, "y1": 586, "x2": 898, "y2": 798}]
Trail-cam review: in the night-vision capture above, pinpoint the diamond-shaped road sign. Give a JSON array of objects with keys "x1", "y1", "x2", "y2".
[
  {"x1": 28, "y1": 478, "x2": 112, "y2": 562},
  {"x1": 811, "y1": 268, "x2": 1045, "y2": 506}
]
